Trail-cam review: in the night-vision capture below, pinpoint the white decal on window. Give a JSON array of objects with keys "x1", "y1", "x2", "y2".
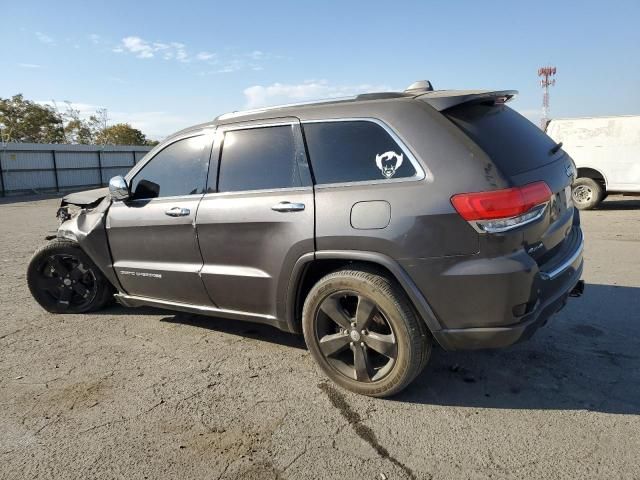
[{"x1": 375, "y1": 151, "x2": 403, "y2": 179}]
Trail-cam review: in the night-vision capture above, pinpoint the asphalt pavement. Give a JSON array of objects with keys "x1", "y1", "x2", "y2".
[{"x1": 1, "y1": 194, "x2": 639, "y2": 479}]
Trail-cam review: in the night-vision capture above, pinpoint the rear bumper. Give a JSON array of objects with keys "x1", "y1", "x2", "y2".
[{"x1": 431, "y1": 228, "x2": 585, "y2": 350}]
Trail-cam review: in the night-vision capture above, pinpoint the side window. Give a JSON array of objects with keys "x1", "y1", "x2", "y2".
[
  {"x1": 218, "y1": 125, "x2": 301, "y2": 192},
  {"x1": 303, "y1": 121, "x2": 417, "y2": 184},
  {"x1": 130, "y1": 135, "x2": 210, "y2": 200}
]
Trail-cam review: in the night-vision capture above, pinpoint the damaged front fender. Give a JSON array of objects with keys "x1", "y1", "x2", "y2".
[
  {"x1": 55, "y1": 193, "x2": 123, "y2": 292},
  {"x1": 57, "y1": 187, "x2": 109, "y2": 223}
]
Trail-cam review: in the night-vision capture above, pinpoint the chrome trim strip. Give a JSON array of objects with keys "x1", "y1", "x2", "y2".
[
  {"x1": 200, "y1": 264, "x2": 271, "y2": 278},
  {"x1": 540, "y1": 232, "x2": 585, "y2": 281},
  {"x1": 471, "y1": 203, "x2": 548, "y2": 234},
  {"x1": 218, "y1": 121, "x2": 297, "y2": 131},
  {"x1": 113, "y1": 260, "x2": 202, "y2": 273},
  {"x1": 115, "y1": 293, "x2": 277, "y2": 321},
  {"x1": 302, "y1": 117, "x2": 429, "y2": 184},
  {"x1": 202, "y1": 186, "x2": 313, "y2": 198},
  {"x1": 120, "y1": 193, "x2": 205, "y2": 205}
]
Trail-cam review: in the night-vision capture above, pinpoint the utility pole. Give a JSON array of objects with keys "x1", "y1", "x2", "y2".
[{"x1": 538, "y1": 66, "x2": 556, "y2": 130}]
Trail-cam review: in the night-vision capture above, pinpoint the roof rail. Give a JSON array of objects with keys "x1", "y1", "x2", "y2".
[
  {"x1": 216, "y1": 80, "x2": 436, "y2": 120},
  {"x1": 216, "y1": 96, "x2": 358, "y2": 121}
]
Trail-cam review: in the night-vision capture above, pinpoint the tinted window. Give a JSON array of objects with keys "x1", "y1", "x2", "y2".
[
  {"x1": 445, "y1": 104, "x2": 559, "y2": 176},
  {"x1": 218, "y1": 126, "x2": 301, "y2": 192},
  {"x1": 303, "y1": 121, "x2": 417, "y2": 184},
  {"x1": 131, "y1": 135, "x2": 209, "y2": 199}
]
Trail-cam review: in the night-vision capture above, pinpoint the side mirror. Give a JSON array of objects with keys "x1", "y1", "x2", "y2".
[{"x1": 109, "y1": 176, "x2": 130, "y2": 201}]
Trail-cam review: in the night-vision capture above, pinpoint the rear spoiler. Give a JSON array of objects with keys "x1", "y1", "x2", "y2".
[{"x1": 416, "y1": 90, "x2": 518, "y2": 111}]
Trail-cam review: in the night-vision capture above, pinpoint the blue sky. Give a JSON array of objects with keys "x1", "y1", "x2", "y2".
[{"x1": 2, "y1": 0, "x2": 639, "y2": 139}]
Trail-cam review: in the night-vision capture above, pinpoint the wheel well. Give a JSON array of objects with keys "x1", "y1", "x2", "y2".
[
  {"x1": 292, "y1": 259, "x2": 403, "y2": 333},
  {"x1": 577, "y1": 167, "x2": 606, "y2": 188}
]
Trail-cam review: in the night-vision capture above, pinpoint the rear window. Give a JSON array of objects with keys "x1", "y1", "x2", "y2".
[
  {"x1": 445, "y1": 104, "x2": 559, "y2": 175},
  {"x1": 218, "y1": 126, "x2": 301, "y2": 192}
]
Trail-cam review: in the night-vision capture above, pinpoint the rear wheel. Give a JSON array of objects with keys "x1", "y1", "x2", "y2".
[
  {"x1": 27, "y1": 239, "x2": 113, "y2": 313},
  {"x1": 302, "y1": 267, "x2": 431, "y2": 397},
  {"x1": 572, "y1": 177, "x2": 604, "y2": 210}
]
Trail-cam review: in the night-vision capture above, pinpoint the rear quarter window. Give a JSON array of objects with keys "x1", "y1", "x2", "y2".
[
  {"x1": 445, "y1": 105, "x2": 559, "y2": 176},
  {"x1": 303, "y1": 120, "x2": 417, "y2": 184}
]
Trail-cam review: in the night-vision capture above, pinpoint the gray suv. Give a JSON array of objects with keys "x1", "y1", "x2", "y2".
[{"x1": 27, "y1": 81, "x2": 585, "y2": 397}]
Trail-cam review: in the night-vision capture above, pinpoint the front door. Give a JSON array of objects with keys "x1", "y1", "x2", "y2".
[
  {"x1": 195, "y1": 118, "x2": 314, "y2": 320},
  {"x1": 107, "y1": 132, "x2": 214, "y2": 305}
]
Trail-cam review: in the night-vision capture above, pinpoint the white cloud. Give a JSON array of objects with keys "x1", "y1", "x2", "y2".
[
  {"x1": 111, "y1": 36, "x2": 276, "y2": 72},
  {"x1": 35, "y1": 32, "x2": 54, "y2": 45},
  {"x1": 120, "y1": 36, "x2": 155, "y2": 58},
  {"x1": 88, "y1": 33, "x2": 101, "y2": 44},
  {"x1": 114, "y1": 37, "x2": 192, "y2": 63},
  {"x1": 19, "y1": 63, "x2": 42, "y2": 69},
  {"x1": 243, "y1": 80, "x2": 391, "y2": 109},
  {"x1": 196, "y1": 51, "x2": 215, "y2": 61},
  {"x1": 175, "y1": 48, "x2": 189, "y2": 63}
]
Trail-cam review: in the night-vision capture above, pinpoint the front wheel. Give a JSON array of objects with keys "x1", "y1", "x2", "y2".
[
  {"x1": 302, "y1": 268, "x2": 431, "y2": 397},
  {"x1": 27, "y1": 239, "x2": 114, "y2": 313},
  {"x1": 572, "y1": 177, "x2": 604, "y2": 210}
]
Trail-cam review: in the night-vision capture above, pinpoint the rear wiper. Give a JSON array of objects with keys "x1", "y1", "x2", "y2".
[{"x1": 549, "y1": 141, "x2": 563, "y2": 155}]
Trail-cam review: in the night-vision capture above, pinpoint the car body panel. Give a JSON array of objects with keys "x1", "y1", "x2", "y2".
[
  {"x1": 196, "y1": 187, "x2": 315, "y2": 319},
  {"x1": 106, "y1": 194, "x2": 213, "y2": 305},
  {"x1": 196, "y1": 117, "x2": 315, "y2": 320}
]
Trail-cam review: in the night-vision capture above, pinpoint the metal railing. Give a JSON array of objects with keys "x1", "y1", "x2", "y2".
[{"x1": 0, "y1": 143, "x2": 152, "y2": 196}]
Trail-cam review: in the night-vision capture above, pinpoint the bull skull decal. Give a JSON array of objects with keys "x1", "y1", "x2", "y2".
[{"x1": 375, "y1": 151, "x2": 404, "y2": 179}]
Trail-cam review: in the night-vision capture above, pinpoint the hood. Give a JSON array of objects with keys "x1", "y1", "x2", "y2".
[{"x1": 61, "y1": 187, "x2": 109, "y2": 208}]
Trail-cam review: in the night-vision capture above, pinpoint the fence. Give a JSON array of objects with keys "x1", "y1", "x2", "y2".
[{"x1": 0, "y1": 143, "x2": 153, "y2": 196}]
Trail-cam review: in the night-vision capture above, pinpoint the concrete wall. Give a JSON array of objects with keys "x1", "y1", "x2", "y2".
[{"x1": 0, "y1": 143, "x2": 152, "y2": 196}]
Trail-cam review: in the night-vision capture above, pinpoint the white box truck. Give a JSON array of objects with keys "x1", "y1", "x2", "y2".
[{"x1": 546, "y1": 115, "x2": 640, "y2": 209}]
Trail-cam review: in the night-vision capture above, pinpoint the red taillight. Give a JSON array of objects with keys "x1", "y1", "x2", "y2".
[{"x1": 451, "y1": 182, "x2": 552, "y2": 221}]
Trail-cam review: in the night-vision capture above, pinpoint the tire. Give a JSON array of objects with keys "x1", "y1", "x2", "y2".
[
  {"x1": 572, "y1": 177, "x2": 604, "y2": 210},
  {"x1": 302, "y1": 267, "x2": 431, "y2": 397},
  {"x1": 27, "y1": 239, "x2": 114, "y2": 313}
]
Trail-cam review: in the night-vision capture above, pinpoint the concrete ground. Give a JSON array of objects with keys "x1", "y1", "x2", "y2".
[{"x1": 1, "y1": 194, "x2": 639, "y2": 480}]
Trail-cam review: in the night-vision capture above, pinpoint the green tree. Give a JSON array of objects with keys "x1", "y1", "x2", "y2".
[
  {"x1": 57, "y1": 102, "x2": 109, "y2": 144},
  {"x1": 95, "y1": 123, "x2": 150, "y2": 146},
  {"x1": 0, "y1": 94, "x2": 65, "y2": 143}
]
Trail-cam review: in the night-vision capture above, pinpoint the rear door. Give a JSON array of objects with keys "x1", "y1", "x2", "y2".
[
  {"x1": 106, "y1": 132, "x2": 214, "y2": 305},
  {"x1": 195, "y1": 118, "x2": 314, "y2": 320}
]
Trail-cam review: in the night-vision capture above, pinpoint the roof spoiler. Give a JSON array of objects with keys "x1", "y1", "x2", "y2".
[{"x1": 417, "y1": 90, "x2": 518, "y2": 111}]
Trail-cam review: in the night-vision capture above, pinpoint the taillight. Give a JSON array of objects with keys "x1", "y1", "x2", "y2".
[{"x1": 451, "y1": 181, "x2": 552, "y2": 233}]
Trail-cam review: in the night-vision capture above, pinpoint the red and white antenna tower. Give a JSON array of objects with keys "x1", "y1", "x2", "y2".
[{"x1": 538, "y1": 66, "x2": 556, "y2": 129}]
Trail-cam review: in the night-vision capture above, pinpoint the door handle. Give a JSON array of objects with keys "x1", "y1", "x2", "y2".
[
  {"x1": 271, "y1": 201, "x2": 305, "y2": 212},
  {"x1": 165, "y1": 207, "x2": 191, "y2": 217}
]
